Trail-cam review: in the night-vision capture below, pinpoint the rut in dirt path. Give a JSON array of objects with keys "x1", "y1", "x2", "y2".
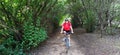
[{"x1": 29, "y1": 28, "x2": 120, "y2": 55}]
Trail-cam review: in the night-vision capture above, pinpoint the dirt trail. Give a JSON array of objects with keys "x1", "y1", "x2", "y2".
[{"x1": 28, "y1": 28, "x2": 120, "y2": 55}]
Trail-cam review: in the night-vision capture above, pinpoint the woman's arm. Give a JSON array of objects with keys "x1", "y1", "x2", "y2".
[
  {"x1": 70, "y1": 26, "x2": 74, "y2": 33},
  {"x1": 60, "y1": 26, "x2": 63, "y2": 33}
]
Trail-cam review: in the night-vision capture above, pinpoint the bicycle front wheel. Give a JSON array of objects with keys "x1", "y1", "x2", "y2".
[{"x1": 65, "y1": 37, "x2": 70, "y2": 49}]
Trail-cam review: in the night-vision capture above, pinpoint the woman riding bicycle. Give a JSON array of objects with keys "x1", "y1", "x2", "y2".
[{"x1": 60, "y1": 19, "x2": 74, "y2": 46}]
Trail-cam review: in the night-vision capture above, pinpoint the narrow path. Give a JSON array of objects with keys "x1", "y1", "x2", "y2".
[{"x1": 29, "y1": 28, "x2": 120, "y2": 55}]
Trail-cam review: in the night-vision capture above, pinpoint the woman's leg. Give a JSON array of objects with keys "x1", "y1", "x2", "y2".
[{"x1": 62, "y1": 31, "x2": 66, "y2": 41}]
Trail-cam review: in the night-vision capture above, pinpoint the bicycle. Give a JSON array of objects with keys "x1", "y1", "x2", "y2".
[{"x1": 62, "y1": 32, "x2": 71, "y2": 53}]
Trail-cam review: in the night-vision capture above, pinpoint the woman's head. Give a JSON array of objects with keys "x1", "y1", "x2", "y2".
[{"x1": 65, "y1": 19, "x2": 69, "y2": 23}]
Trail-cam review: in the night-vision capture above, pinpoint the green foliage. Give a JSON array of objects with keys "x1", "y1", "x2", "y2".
[
  {"x1": 105, "y1": 27, "x2": 113, "y2": 35},
  {"x1": 83, "y1": 10, "x2": 96, "y2": 32},
  {"x1": 49, "y1": 0, "x2": 67, "y2": 27},
  {"x1": 0, "y1": 37, "x2": 25, "y2": 55},
  {"x1": 0, "y1": 0, "x2": 66, "y2": 55},
  {"x1": 0, "y1": 18, "x2": 48, "y2": 55},
  {"x1": 71, "y1": 17, "x2": 81, "y2": 28},
  {"x1": 22, "y1": 21, "x2": 48, "y2": 50},
  {"x1": 59, "y1": 14, "x2": 69, "y2": 26},
  {"x1": 52, "y1": 17, "x2": 60, "y2": 29}
]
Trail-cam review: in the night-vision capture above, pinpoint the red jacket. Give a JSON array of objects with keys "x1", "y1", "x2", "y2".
[{"x1": 62, "y1": 21, "x2": 71, "y2": 31}]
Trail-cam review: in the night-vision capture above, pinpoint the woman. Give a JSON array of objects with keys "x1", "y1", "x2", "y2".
[{"x1": 60, "y1": 19, "x2": 74, "y2": 46}]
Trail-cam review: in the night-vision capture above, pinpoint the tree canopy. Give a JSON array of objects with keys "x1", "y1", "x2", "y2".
[{"x1": 0, "y1": 0, "x2": 120, "y2": 55}]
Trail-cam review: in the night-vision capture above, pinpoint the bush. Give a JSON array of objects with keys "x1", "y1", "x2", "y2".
[
  {"x1": 22, "y1": 22, "x2": 48, "y2": 50},
  {"x1": 83, "y1": 10, "x2": 96, "y2": 32},
  {"x1": 0, "y1": 18, "x2": 48, "y2": 55},
  {"x1": 0, "y1": 37, "x2": 25, "y2": 55}
]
